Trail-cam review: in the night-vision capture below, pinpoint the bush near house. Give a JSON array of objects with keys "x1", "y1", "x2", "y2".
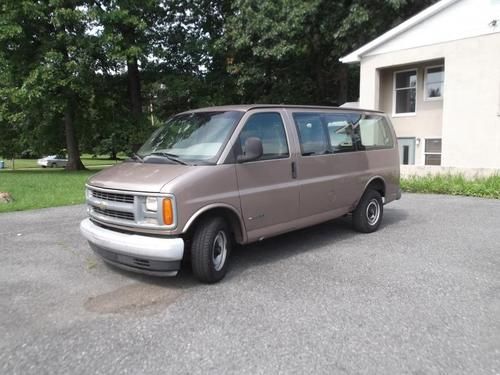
[{"x1": 401, "y1": 175, "x2": 500, "y2": 199}]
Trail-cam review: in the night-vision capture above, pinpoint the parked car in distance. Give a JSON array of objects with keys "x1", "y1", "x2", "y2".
[
  {"x1": 37, "y1": 155, "x2": 68, "y2": 168},
  {"x1": 80, "y1": 105, "x2": 401, "y2": 283}
]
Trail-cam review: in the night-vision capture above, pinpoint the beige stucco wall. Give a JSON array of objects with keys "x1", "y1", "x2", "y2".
[
  {"x1": 378, "y1": 60, "x2": 444, "y2": 165},
  {"x1": 359, "y1": 32, "x2": 500, "y2": 168}
]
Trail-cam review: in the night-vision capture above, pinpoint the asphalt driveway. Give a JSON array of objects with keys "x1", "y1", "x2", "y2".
[{"x1": 0, "y1": 194, "x2": 499, "y2": 374}]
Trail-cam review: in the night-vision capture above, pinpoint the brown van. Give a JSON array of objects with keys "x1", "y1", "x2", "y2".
[{"x1": 80, "y1": 105, "x2": 401, "y2": 283}]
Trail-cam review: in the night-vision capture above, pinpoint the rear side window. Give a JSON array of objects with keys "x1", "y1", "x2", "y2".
[
  {"x1": 323, "y1": 114, "x2": 355, "y2": 153},
  {"x1": 357, "y1": 115, "x2": 394, "y2": 149},
  {"x1": 292, "y1": 113, "x2": 328, "y2": 155},
  {"x1": 239, "y1": 112, "x2": 289, "y2": 160},
  {"x1": 293, "y1": 112, "x2": 393, "y2": 155}
]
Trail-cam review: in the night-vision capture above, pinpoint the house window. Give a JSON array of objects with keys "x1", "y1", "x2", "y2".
[
  {"x1": 424, "y1": 138, "x2": 442, "y2": 165},
  {"x1": 425, "y1": 66, "x2": 444, "y2": 100},
  {"x1": 394, "y1": 70, "x2": 417, "y2": 115}
]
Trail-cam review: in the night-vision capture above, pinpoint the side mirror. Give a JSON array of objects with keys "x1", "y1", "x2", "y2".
[{"x1": 237, "y1": 137, "x2": 263, "y2": 163}]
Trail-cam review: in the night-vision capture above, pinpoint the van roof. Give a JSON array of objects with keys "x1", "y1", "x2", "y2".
[{"x1": 183, "y1": 104, "x2": 384, "y2": 114}]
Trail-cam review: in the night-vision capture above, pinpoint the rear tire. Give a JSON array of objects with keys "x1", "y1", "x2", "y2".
[
  {"x1": 191, "y1": 217, "x2": 232, "y2": 283},
  {"x1": 352, "y1": 189, "x2": 383, "y2": 233}
]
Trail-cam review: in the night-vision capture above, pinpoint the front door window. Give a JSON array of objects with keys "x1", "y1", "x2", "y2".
[{"x1": 397, "y1": 138, "x2": 415, "y2": 165}]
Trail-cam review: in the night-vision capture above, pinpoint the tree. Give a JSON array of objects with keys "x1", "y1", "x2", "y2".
[
  {"x1": 0, "y1": 0, "x2": 104, "y2": 170},
  {"x1": 219, "y1": 0, "x2": 439, "y2": 105},
  {"x1": 94, "y1": 1, "x2": 171, "y2": 133}
]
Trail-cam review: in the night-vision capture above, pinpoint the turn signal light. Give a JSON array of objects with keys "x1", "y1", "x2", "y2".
[{"x1": 162, "y1": 198, "x2": 174, "y2": 225}]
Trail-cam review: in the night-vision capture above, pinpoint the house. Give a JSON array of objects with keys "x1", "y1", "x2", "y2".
[{"x1": 340, "y1": 0, "x2": 500, "y2": 170}]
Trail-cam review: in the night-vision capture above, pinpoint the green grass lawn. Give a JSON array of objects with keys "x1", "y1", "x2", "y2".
[
  {"x1": 401, "y1": 175, "x2": 500, "y2": 199},
  {"x1": 0, "y1": 154, "x2": 122, "y2": 170},
  {"x1": 0, "y1": 168, "x2": 104, "y2": 213},
  {"x1": 2, "y1": 167, "x2": 498, "y2": 214}
]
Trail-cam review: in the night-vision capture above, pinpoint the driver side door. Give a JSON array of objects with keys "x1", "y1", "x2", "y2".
[{"x1": 234, "y1": 111, "x2": 299, "y2": 242}]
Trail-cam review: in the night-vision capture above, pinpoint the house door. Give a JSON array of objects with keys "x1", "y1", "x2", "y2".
[{"x1": 397, "y1": 138, "x2": 415, "y2": 165}]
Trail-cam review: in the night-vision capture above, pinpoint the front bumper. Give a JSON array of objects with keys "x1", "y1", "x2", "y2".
[{"x1": 80, "y1": 218, "x2": 184, "y2": 276}]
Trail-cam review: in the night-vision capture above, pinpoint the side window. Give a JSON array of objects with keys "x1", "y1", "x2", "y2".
[
  {"x1": 323, "y1": 114, "x2": 356, "y2": 153},
  {"x1": 239, "y1": 112, "x2": 289, "y2": 160},
  {"x1": 357, "y1": 115, "x2": 394, "y2": 149},
  {"x1": 293, "y1": 113, "x2": 328, "y2": 156}
]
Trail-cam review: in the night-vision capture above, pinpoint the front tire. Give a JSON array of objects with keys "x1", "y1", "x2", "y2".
[
  {"x1": 191, "y1": 217, "x2": 232, "y2": 283},
  {"x1": 352, "y1": 189, "x2": 383, "y2": 233}
]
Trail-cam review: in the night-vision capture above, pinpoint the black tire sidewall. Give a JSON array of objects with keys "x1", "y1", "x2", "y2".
[
  {"x1": 191, "y1": 217, "x2": 232, "y2": 283},
  {"x1": 353, "y1": 190, "x2": 383, "y2": 233}
]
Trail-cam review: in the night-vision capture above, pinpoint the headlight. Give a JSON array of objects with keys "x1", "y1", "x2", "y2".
[{"x1": 145, "y1": 196, "x2": 158, "y2": 211}]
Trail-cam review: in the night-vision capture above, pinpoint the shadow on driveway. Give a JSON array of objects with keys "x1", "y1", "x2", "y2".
[{"x1": 106, "y1": 206, "x2": 409, "y2": 287}]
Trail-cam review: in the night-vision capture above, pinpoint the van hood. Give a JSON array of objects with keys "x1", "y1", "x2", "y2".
[{"x1": 87, "y1": 162, "x2": 191, "y2": 193}]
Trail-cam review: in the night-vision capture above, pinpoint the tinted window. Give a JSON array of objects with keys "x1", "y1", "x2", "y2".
[
  {"x1": 323, "y1": 114, "x2": 356, "y2": 153},
  {"x1": 357, "y1": 115, "x2": 393, "y2": 149},
  {"x1": 293, "y1": 113, "x2": 328, "y2": 155},
  {"x1": 239, "y1": 112, "x2": 289, "y2": 160},
  {"x1": 293, "y1": 112, "x2": 393, "y2": 154}
]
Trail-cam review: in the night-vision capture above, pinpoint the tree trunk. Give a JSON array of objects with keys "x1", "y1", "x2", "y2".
[
  {"x1": 337, "y1": 64, "x2": 348, "y2": 106},
  {"x1": 311, "y1": 33, "x2": 327, "y2": 105},
  {"x1": 64, "y1": 101, "x2": 86, "y2": 171},
  {"x1": 127, "y1": 58, "x2": 142, "y2": 121}
]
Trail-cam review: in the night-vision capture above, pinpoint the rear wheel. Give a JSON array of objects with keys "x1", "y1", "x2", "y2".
[
  {"x1": 191, "y1": 217, "x2": 232, "y2": 283},
  {"x1": 352, "y1": 189, "x2": 383, "y2": 233}
]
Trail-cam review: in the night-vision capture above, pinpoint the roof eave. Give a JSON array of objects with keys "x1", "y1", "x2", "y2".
[{"x1": 339, "y1": 0, "x2": 461, "y2": 63}]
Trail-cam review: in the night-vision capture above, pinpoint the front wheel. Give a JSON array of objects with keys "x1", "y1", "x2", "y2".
[
  {"x1": 191, "y1": 217, "x2": 232, "y2": 283},
  {"x1": 352, "y1": 189, "x2": 383, "y2": 233}
]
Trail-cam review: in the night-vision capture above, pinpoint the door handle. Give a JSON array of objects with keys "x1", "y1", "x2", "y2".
[{"x1": 291, "y1": 161, "x2": 297, "y2": 179}]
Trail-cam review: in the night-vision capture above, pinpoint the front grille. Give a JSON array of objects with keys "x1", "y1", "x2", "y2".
[
  {"x1": 93, "y1": 206, "x2": 134, "y2": 221},
  {"x1": 92, "y1": 190, "x2": 134, "y2": 204}
]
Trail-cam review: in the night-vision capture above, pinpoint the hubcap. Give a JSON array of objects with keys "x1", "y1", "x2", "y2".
[
  {"x1": 212, "y1": 231, "x2": 228, "y2": 271},
  {"x1": 366, "y1": 199, "x2": 380, "y2": 226}
]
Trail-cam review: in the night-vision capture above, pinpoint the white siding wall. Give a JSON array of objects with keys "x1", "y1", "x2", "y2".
[{"x1": 365, "y1": 0, "x2": 500, "y2": 57}]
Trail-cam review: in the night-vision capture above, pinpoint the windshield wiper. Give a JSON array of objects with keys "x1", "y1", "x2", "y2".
[
  {"x1": 130, "y1": 153, "x2": 144, "y2": 163},
  {"x1": 150, "y1": 152, "x2": 188, "y2": 165}
]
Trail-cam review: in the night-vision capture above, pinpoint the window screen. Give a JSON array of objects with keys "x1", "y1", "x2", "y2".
[
  {"x1": 424, "y1": 138, "x2": 442, "y2": 165},
  {"x1": 394, "y1": 70, "x2": 417, "y2": 114},
  {"x1": 425, "y1": 66, "x2": 444, "y2": 99}
]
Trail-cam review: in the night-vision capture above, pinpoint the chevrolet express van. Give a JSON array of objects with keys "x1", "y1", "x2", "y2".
[{"x1": 80, "y1": 105, "x2": 401, "y2": 283}]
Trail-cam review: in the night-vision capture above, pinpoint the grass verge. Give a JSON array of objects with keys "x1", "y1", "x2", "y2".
[
  {"x1": 0, "y1": 154, "x2": 121, "y2": 170},
  {"x1": 401, "y1": 175, "x2": 500, "y2": 199},
  {"x1": 2, "y1": 169, "x2": 498, "y2": 214},
  {"x1": 0, "y1": 168, "x2": 103, "y2": 213}
]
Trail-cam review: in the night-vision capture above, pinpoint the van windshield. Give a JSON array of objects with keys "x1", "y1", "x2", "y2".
[{"x1": 138, "y1": 111, "x2": 243, "y2": 164}]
